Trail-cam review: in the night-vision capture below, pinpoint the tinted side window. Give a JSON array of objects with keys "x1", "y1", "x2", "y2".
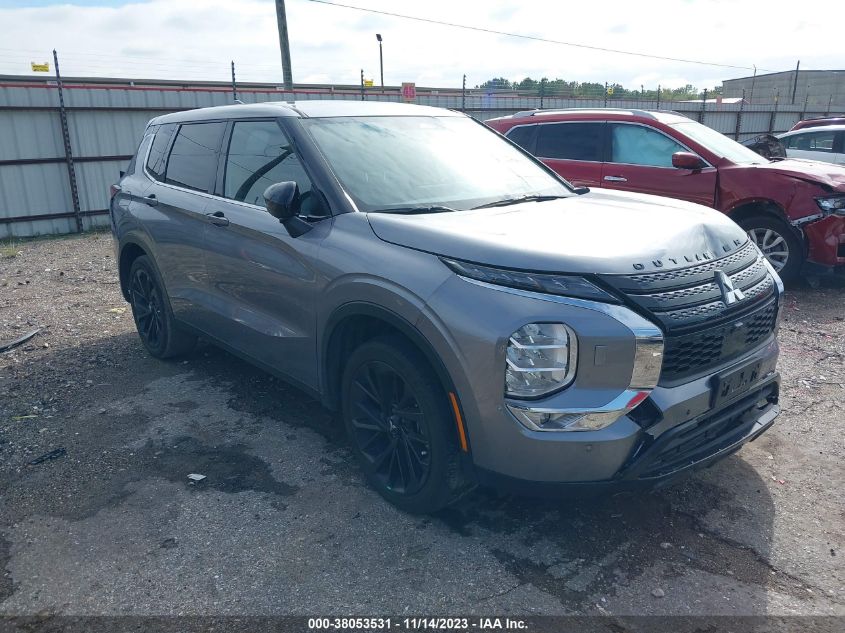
[
  {"x1": 536, "y1": 123, "x2": 602, "y2": 161},
  {"x1": 224, "y1": 120, "x2": 314, "y2": 208},
  {"x1": 806, "y1": 131, "x2": 835, "y2": 152},
  {"x1": 505, "y1": 125, "x2": 537, "y2": 152},
  {"x1": 146, "y1": 123, "x2": 175, "y2": 180},
  {"x1": 165, "y1": 122, "x2": 226, "y2": 192},
  {"x1": 785, "y1": 132, "x2": 833, "y2": 151},
  {"x1": 610, "y1": 124, "x2": 685, "y2": 167}
]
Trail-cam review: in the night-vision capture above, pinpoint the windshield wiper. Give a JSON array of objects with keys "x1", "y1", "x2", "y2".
[
  {"x1": 471, "y1": 194, "x2": 567, "y2": 210},
  {"x1": 370, "y1": 205, "x2": 458, "y2": 215}
]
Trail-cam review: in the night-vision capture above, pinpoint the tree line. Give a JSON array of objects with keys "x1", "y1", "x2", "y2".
[{"x1": 475, "y1": 77, "x2": 724, "y2": 101}]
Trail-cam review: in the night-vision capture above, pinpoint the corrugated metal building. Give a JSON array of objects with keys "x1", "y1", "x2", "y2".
[{"x1": 723, "y1": 69, "x2": 845, "y2": 107}]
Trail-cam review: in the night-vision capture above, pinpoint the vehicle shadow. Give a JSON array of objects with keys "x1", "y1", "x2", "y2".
[
  {"x1": 1, "y1": 330, "x2": 779, "y2": 614},
  {"x1": 199, "y1": 338, "x2": 781, "y2": 614}
]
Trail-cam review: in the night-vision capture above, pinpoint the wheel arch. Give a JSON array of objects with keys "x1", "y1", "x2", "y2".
[
  {"x1": 726, "y1": 198, "x2": 808, "y2": 256},
  {"x1": 118, "y1": 240, "x2": 149, "y2": 301},
  {"x1": 320, "y1": 302, "x2": 458, "y2": 415},
  {"x1": 726, "y1": 198, "x2": 791, "y2": 225}
]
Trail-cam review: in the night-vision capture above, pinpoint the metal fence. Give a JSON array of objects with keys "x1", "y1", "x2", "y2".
[{"x1": 2, "y1": 75, "x2": 844, "y2": 238}]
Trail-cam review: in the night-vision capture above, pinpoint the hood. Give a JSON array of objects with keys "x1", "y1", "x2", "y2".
[
  {"x1": 738, "y1": 158, "x2": 845, "y2": 190},
  {"x1": 367, "y1": 188, "x2": 749, "y2": 275}
]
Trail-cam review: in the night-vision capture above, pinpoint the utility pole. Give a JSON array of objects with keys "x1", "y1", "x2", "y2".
[
  {"x1": 376, "y1": 34, "x2": 384, "y2": 89},
  {"x1": 275, "y1": 0, "x2": 293, "y2": 92},
  {"x1": 231, "y1": 60, "x2": 238, "y2": 102},
  {"x1": 734, "y1": 89, "x2": 746, "y2": 140},
  {"x1": 749, "y1": 64, "x2": 757, "y2": 104},
  {"x1": 360, "y1": 69, "x2": 365, "y2": 101},
  {"x1": 461, "y1": 74, "x2": 466, "y2": 112},
  {"x1": 791, "y1": 60, "x2": 800, "y2": 104}
]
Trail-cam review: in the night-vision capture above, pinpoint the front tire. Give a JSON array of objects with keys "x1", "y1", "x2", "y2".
[
  {"x1": 738, "y1": 215, "x2": 803, "y2": 282},
  {"x1": 341, "y1": 336, "x2": 470, "y2": 513},
  {"x1": 128, "y1": 255, "x2": 197, "y2": 359}
]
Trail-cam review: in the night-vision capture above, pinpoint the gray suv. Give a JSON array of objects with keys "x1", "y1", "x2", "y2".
[{"x1": 110, "y1": 101, "x2": 782, "y2": 513}]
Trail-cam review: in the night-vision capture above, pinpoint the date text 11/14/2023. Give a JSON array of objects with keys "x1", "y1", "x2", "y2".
[{"x1": 307, "y1": 617, "x2": 528, "y2": 631}]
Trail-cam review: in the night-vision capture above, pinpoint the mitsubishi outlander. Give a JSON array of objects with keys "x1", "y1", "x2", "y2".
[{"x1": 110, "y1": 101, "x2": 782, "y2": 513}]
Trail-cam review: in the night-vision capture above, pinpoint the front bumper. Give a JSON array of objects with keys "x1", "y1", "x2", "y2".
[
  {"x1": 474, "y1": 374, "x2": 780, "y2": 496},
  {"x1": 467, "y1": 333, "x2": 780, "y2": 492},
  {"x1": 801, "y1": 214, "x2": 845, "y2": 273}
]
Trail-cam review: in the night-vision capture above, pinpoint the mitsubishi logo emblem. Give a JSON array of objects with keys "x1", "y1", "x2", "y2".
[{"x1": 715, "y1": 270, "x2": 745, "y2": 305}]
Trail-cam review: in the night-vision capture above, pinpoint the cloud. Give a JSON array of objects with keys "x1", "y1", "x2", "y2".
[{"x1": 0, "y1": 0, "x2": 840, "y2": 91}]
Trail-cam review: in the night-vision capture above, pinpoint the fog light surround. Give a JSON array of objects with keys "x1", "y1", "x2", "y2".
[{"x1": 507, "y1": 389, "x2": 651, "y2": 432}]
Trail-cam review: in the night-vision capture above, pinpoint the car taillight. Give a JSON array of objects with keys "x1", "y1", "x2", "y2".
[{"x1": 109, "y1": 184, "x2": 121, "y2": 199}]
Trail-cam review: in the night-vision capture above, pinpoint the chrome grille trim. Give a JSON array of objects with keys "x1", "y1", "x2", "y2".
[
  {"x1": 598, "y1": 243, "x2": 780, "y2": 383},
  {"x1": 659, "y1": 275, "x2": 773, "y2": 325}
]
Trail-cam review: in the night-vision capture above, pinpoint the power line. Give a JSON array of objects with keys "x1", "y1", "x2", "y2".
[{"x1": 306, "y1": 0, "x2": 765, "y2": 72}]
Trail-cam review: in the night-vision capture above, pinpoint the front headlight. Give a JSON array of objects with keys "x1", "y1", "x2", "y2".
[
  {"x1": 815, "y1": 195, "x2": 845, "y2": 216},
  {"x1": 505, "y1": 323, "x2": 577, "y2": 398},
  {"x1": 441, "y1": 258, "x2": 618, "y2": 302}
]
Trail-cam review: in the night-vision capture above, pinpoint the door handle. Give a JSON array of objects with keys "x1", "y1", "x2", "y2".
[
  {"x1": 603, "y1": 175, "x2": 628, "y2": 182},
  {"x1": 206, "y1": 210, "x2": 230, "y2": 227},
  {"x1": 140, "y1": 194, "x2": 158, "y2": 206}
]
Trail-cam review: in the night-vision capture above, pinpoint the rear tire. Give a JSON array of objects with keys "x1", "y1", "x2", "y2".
[
  {"x1": 738, "y1": 215, "x2": 803, "y2": 282},
  {"x1": 341, "y1": 335, "x2": 470, "y2": 514},
  {"x1": 127, "y1": 255, "x2": 197, "y2": 359}
]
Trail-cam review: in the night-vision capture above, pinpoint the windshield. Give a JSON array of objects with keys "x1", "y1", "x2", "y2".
[
  {"x1": 302, "y1": 116, "x2": 571, "y2": 212},
  {"x1": 671, "y1": 120, "x2": 768, "y2": 165}
]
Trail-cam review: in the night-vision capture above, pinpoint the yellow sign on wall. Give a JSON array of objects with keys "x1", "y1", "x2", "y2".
[
  {"x1": 31, "y1": 62, "x2": 50, "y2": 72},
  {"x1": 363, "y1": 79, "x2": 374, "y2": 87}
]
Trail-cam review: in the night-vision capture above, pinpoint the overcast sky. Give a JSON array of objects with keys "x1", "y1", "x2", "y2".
[{"x1": 0, "y1": 0, "x2": 840, "y2": 90}]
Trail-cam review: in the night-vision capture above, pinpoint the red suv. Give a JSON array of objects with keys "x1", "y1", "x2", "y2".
[{"x1": 486, "y1": 109, "x2": 845, "y2": 280}]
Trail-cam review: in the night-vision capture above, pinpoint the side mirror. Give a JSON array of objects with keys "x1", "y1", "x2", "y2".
[
  {"x1": 264, "y1": 181, "x2": 300, "y2": 220},
  {"x1": 264, "y1": 181, "x2": 312, "y2": 237},
  {"x1": 672, "y1": 151, "x2": 706, "y2": 170}
]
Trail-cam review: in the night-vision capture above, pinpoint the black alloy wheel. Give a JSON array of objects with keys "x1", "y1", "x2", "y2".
[
  {"x1": 341, "y1": 336, "x2": 471, "y2": 513},
  {"x1": 130, "y1": 266, "x2": 165, "y2": 352},
  {"x1": 127, "y1": 255, "x2": 196, "y2": 358},
  {"x1": 348, "y1": 360, "x2": 431, "y2": 495}
]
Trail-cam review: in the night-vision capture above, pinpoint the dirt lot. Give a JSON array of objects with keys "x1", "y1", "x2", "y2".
[{"x1": 0, "y1": 232, "x2": 843, "y2": 617}]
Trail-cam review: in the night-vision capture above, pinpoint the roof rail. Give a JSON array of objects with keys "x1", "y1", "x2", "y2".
[
  {"x1": 512, "y1": 109, "x2": 540, "y2": 117},
  {"x1": 510, "y1": 107, "x2": 660, "y2": 120}
]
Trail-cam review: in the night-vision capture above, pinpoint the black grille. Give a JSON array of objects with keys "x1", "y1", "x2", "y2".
[
  {"x1": 599, "y1": 241, "x2": 779, "y2": 383},
  {"x1": 662, "y1": 299, "x2": 778, "y2": 380}
]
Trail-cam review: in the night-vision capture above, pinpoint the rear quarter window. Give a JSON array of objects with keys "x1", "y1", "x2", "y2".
[
  {"x1": 145, "y1": 123, "x2": 176, "y2": 180},
  {"x1": 505, "y1": 125, "x2": 537, "y2": 152}
]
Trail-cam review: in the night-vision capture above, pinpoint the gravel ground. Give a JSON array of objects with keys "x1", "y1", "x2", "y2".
[{"x1": 0, "y1": 232, "x2": 843, "y2": 617}]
